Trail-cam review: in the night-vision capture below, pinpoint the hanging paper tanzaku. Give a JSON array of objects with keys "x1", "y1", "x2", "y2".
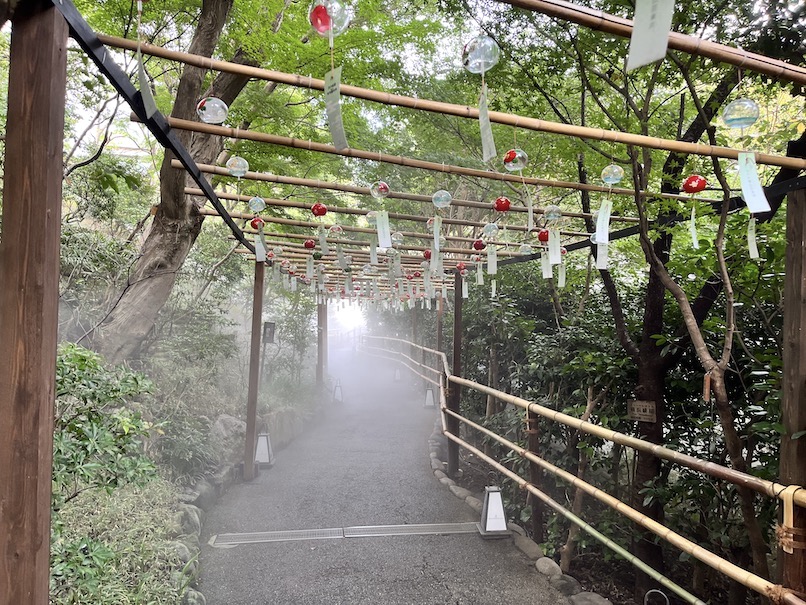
[{"x1": 626, "y1": 0, "x2": 675, "y2": 72}]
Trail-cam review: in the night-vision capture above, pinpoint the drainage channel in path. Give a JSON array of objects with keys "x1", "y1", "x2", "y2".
[{"x1": 210, "y1": 522, "x2": 481, "y2": 547}]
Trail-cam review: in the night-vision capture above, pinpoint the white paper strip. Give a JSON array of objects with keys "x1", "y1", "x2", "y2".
[
  {"x1": 426, "y1": 298, "x2": 432, "y2": 310},
  {"x1": 738, "y1": 153, "x2": 771, "y2": 213},
  {"x1": 596, "y1": 242, "x2": 609, "y2": 270},
  {"x1": 306, "y1": 256, "x2": 314, "y2": 279},
  {"x1": 376, "y1": 210, "x2": 392, "y2": 248},
  {"x1": 548, "y1": 228, "x2": 561, "y2": 265},
  {"x1": 137, "y1": 49, "x2": 158, "y2": 118},
  {"x1": 309, "y1": 279, "x2": 316, "y2": 293},
  {"x1": 626, "y1": 0, "x2": 675, "y2": 72},
  {"x1": 254, "y1": 236, "x2": 266, "y2": 263},
  {"x1": 479, "y1": 84, "x2": 496, "y2": 163},
  {"x1": 596, "y1": 199, "x2": 612, "y2": 244},
  {"x1": 490, "y1": 279, "x2": 497, "y2": 298},
  {"x1": 432, "y1": 216, "x2": 442, "y2": 252},
  {"x1": 442, "y1": 282, "x2": 448, "y2": 299},
  {"x1": 290, "y1": 276, "x2": 297, "y2": 292},
  {"x1": 337, "y1": 245, "x2": 348, "y2": 269},
  {"x1": 476, "y1": 264, "x2": 484, "y2": 285},
  {"x1": 346, "y1": 275, "x2": 353, "y2": 293},
  {"x1": 370, "y1": 240, "x2": 378, "y2": 264},
  {"x1": 541, "y1": 252, "x2": 552, "y2": 279},
  {"x1": 487, "y1": 246, "x2": 498, "y2": 275},
  {"x1": 747, "y1": 217, "x2": 760, "y2": 259},
  {"x1": 689, "y1": 206, "x2": 699, "y2": 250},
  {"x1": 558, "y1": 263, "x2": 566, "y2": 288},
  {"x1": 462, "y1": 278, "x2": 469, "y2": 299},
  {"x1": 318, "y1": 227, "x2": 330, "y2": 255},
  {"x1": 282, "y1": 273, "x2": 290, "y2": 289},
  {"x1": 434, "y1": 252, "x2": 443, "y2": 276},
  {"x1": 324, "y1": 67, "x2": 348, "y2": 150},
  {"x1": 394, "y1": 255, "x2": 403, "y2": 277}
]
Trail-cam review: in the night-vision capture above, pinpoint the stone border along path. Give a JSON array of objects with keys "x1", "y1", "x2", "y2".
[{"x1": 427, "y1": 420, "x2": 613, "y2": 605}]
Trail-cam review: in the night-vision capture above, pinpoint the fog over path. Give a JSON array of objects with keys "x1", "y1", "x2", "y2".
[{"x1": 199, "y1": 343, "x2": 570, "y2": 604}]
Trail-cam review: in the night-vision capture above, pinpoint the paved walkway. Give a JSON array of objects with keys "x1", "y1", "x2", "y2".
[{"x1": 199, "y1": 345, "x2": 570, "y2": 604}]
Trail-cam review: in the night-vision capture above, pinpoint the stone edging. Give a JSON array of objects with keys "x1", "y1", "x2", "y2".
[{"x1": 428, "y1": 420, "x2": 613, "y2": 605}]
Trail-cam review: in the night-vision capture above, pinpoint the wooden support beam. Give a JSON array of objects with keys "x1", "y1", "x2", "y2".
[
  {"x1": 243, "y1": 261, "x2": 265, "y2": 481},
  {"x1": 781, "y1": 189, "x2": 806, "y2": 595},
  {"x1": 0, "y1": 2, "x2": 68, "y2": 603}
]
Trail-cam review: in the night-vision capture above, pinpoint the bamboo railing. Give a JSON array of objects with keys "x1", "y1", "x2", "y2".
[{"x1": 362, "y1": 335, "x2": 806, "y2": 605}]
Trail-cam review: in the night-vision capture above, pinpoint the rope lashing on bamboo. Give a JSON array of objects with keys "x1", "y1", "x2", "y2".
[
  {"x1": 173, "y1": 159, "x2": 691, "y2": 210},
  {"x1": 116, "y1": 37, "x2": 806, "y2": 169},
  {"x1": 494, "y1": 0, "x2": 806, "y2": 87}
]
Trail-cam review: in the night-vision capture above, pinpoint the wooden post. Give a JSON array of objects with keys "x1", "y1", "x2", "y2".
[
  {"x1": 243, "y1": 261, "x2": 265, "y2": 481},
  {"x1": 781, "y1": 189, "x2": 806, "y2": 594},
  {"x1": 447, "y1": 273, "x2": 463, "y2": 477},
  {"x1": 0, "y1": 3, "x2": 68, "y2": 603},
  {"x1": 316, "y1": 302, "x2": 325, "y2": 385},
  {"x1": 527, "y1": 408, "x2": 545, "y2": 542}
]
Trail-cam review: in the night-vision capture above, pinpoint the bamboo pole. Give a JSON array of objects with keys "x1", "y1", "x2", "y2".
[
  {"x1": 441, "y1": 414, "x2": 784, "y2": 605},
  {"x1": 494, "y1": 0, "x2": 806, "y2": 87},
  {"x1": 174, "y1": 159, "x2": 682, "y2": 211},
  {"x1": 363, "y1": 335, "x2": 806, "y2": 509},
  {"x1": 442, "y1": 419, "x2": 708, "y2": 605},
  {"x1": 155, "y1": 115, "x2": 806, "y2": 174},
  {"x1": 189, "y1": 186, "x2": 589, "y2": 234},
  {"x1": 447, "y1": 374, "x2": 806, "y2": 509},
  {"x1": 115, "y1": 37, "x2": 806, "y2": 169}
]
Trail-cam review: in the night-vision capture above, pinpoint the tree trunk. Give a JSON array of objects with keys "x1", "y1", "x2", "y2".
[{"x1": 82, "y1": 0, "x2": 269, "y2": 363}]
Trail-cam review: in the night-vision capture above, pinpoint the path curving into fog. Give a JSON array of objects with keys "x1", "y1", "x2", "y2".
[{"x1": 199, "y1": 343, "x2": 571, "y2": 604}]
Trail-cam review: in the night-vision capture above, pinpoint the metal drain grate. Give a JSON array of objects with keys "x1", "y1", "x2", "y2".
[
  {"x1": 213, "y1": 527, "x2": 344, "y2": 546},
  {"x1": 343, "y1": 523, "x2": 478, "y2": 538},
  {"x1": 211, "y1": 523, "x2": 479, "y2": 546}
]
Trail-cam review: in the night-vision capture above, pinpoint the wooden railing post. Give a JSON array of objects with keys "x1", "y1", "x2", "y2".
[
  {"x1": 781, "y1": 189, "x2": 806, "y2": 594},
  {"x1": 0, "y1": 3, "x2": 68, "y2": 602},
  {"x1": 527, "y1": 407, "x2": 545, "y2": 542},
  {"x1": 447, "y1": 273, "x2": 463, "y2": 478}
]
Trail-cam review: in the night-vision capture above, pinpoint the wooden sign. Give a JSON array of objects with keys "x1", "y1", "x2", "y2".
[{"x1": 627, "y1": 399, "x2": 657, "y2": 423}]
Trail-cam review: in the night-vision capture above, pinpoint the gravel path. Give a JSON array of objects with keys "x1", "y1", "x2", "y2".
[{"x1": 199, "y1": 345, "x2": 571, "y2": 604}]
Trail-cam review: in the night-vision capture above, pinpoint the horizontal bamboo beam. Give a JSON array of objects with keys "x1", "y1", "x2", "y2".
[
  {"x1": 118, "y1": 50, "x2": 806, "y2": 170},
  {"x1": 196, "y1": 187, "x2": 589, "y2": 238},
  {"x1": 495, "y1": 0, "x2": 806, "y2": 86},
  {"x1": 174, "y1": 159, "x2": 666, "y2": 213}
]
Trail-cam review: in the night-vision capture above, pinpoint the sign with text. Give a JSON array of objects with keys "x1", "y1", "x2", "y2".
[{"x1": 627, "y1": 399, "x2": 657, "y2": 423}]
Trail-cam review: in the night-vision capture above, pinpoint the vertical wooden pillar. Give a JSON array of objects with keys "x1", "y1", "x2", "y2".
[
  {"x1": 316, "y1": 302, "x2": 325, "y2": 385},
  {"x1": 527, "y1": 408, "x2": 545, "y2": 542},
  {"x1": 0, "y1": 3, "x2": 68, "y2": 603},
  {"x1": 243, "y1": 261, "x2": 265, "y2": 481},
  {"x1": 447, "y1": 273, "x2": 463, "y2": 477},
  {"x1": 781, "y1": 189, "x2": 806, "y2": 594}
]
